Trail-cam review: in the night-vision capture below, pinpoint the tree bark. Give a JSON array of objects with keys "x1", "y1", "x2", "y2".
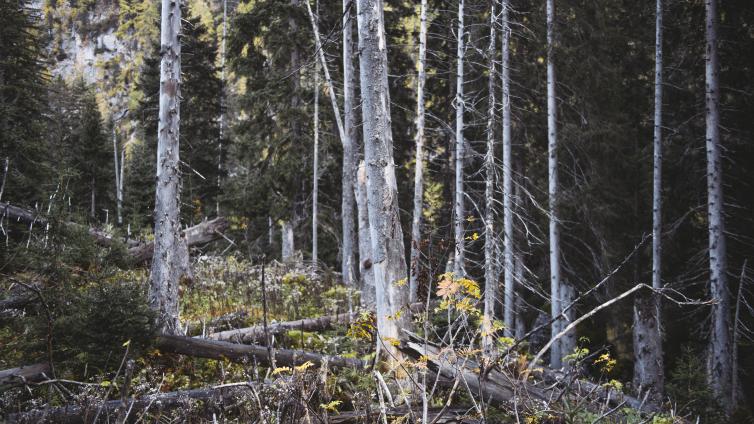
[
  {"x1": 704, "y1": 0, "x2": 731, "y2": 413},
  {"x1": 281, "y1": 220, "x2": 295, "y2": 261},
  {"x1": 501, "y1": 0, "x2": 515, "y2": 341},
  {"x1": 355, "y1": 161, "x2": 375, "y2": 308},
  {"x1": 0, "y1": 363, "x2": 50, "y2": 390},
  {"x1": 356, "y1": 0, "x2": 412, "y2": 357},
  {"x1": 546, "y1": 0, "x2": 563, "y2": 369},
  {"x1": 341, "y1": 0, "x2": 357, "y2": 292},
  {"x1": 453, "y1": 0, "x2": 466, "y2": 277},
  {"x1": 150, "y1": 0, "x2": 189, "y2": 335},
  {"x1": 155, "y1": 335, "x2": 365, "y2": 369},
  {"x1": 482, "y1": 0, "x2": 497, "y2": 356},
  {"x1": 312, "y1": 7, "x2": 320, "y2": 266},
  {"x1": 206, "y1": 311, "x2": 355, "y2": 343},
  {"x1": 634, "y1": 0, "x2": 665, "y2": 401},
  {"x1": 128, "y1": 217, "x2": 228, "y2": 264},
  {"x1": 409, "y1": 0, "x2": 428, "y2": 304}
]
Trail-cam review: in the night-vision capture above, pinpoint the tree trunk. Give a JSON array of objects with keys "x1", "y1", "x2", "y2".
[
  {"x1": 0, "y1": 363, "x2": 50, "y2": 390},
  {"x1": 356, "y1": 0, "x2": 412, "y2": 357},
  {"x1": 128, "y1": 217, "x2": 228, "y2": 264},
  {"x1": 501, "y1": 0, "x2": 514, "y2": 341},
  {"x1": 559, "y1": 282, "x2": 576, "y2": 358},
  {"x1": 150, "y1": 0, "x2": 189, "y2": 335},
  {"x1": 281, "y1": 220, "x2": 295, "y2": 261},
  {"x1": 355, "y1": 161, "x2": 375, "y2": 308},
  {"x1": 112, "y1": 126, "x2": 121, "y2": 225},
  {"x1": 207, "y1": 311, "x2": 355, "y2": 343},
  {"x1": 409, "y1": 0, "x2": 428, "y2": 304},
  {"x1": 546, "y1": 0, "x2": 563, "y2": 369},
  {"x1": 341, "y1": 0, "x2": 357, "y2": 293},
  {"x1": 155, "y1": 335, "x2": 365, "y2": 369},
  {"x1": 482, "y1": 0, "x2": 497, "y2": 356},
  {"x1": 217, "y1": 0, "x2": 227, "y2": 217},
  {"x1": 634, "y1": 0, "x2": 665, "y2": 400},
  {"x1": 312, "y1": 8, "x2": 320, "y2": 266},
  {"x1": 704, "y1": 0, "x2": 731, "y2": 412},
  {"x1": 453, "y1": 0, "x2": 466, "y2": 277}
]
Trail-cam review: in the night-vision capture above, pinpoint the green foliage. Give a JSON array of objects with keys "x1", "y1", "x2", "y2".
[
  {"x1": 48, "y1": 279, "x2": 156, "y2": 374},
  {"x1": 666, "y1": 347, "x2": 725, "y2": 423}
]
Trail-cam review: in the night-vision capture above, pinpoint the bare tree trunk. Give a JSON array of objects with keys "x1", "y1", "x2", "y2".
[
  {"x1": 90, "y1": 176, "x2": 96, "y2": 218},
  {"x1": 112, "y1": 126, "x2": 121, "y2": 225},
  {"x1": 704, "y1": 0, "x2": 732, "y2": 413},
  {"x1": 409, "y1": 0, "x2": 428, "y2": 304},
  {"x1": 356, "y1": 161, "x2": 375, "y2": 308},
  {"x1": 217, "y1": 0, "x2": 227, "y2": 217},
  {"x1": 501, "y1": 0, "x2": 515, "y2": 340},
  {"x1": 633, "y1": 0, "x2": 665, "y2": 401},
  {"x1": 0, "y1": 157, "x2": 8, "y2": 202},
  {"x1": 281, "y1": 220, "x2": 294, "y2": 261},
  {"x1": 482, "y1": 0, "x2": 497, "y2": 356},
  {"x1": 453, "y1": 0, "x2": 466, "y2": 277},
  {"x1": 341, "y1": 0, "x2": 357, "y2": 293},
  {"x1": 118, "y1": 145, "x2": 125, "y2": 224},
  {"x1": 559, "y1": 282, "x2": 576, "y2": 358},
  {"x1": 514, "y1": 257, "x2": 526, "y2": 340},
  {"x1": 149, "y1": 0, "x2": 189, "y2": 335},
  {"x1": 312, "y1": 4, "x2": 320, "y2": 265},
  {"x1": 546, "y1": 0, "x2": 562, "y2": 369},
  {"x1": 356, "y1": 0, "x2": 412, "y2": 357}
]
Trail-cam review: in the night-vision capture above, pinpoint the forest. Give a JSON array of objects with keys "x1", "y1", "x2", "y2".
[{"x1": 1, "y1": 0, "x2": 753, "y2": 422}]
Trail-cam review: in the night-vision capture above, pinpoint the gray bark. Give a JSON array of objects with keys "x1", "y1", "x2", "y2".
[
  {"x1": 453, "y1": 0, "x2": 466, "y2": 277},
  {"x1": 356, "y1": 161, "x2": 375, "y2": 308},
  {"x1": 501, "y1": 0, "x2": 514, "y2": 340},
  {"x1": 356, "y1": 0, "x2": 412, "y2": 354},
  {"x1": 546, "y1": 0, "x2": 563, "y2": 369},
  {"x1": 149, "y1": 0, "x2": 189, "y2": 335},
  {"x1": 409, "y1": 0, "x2": 428, "y2": 304},
  {"x1": 483, "y1": 0, "x2": 497, "y2": 355},
  {"x1": 207, "y1": 311, "x2": 355, "y2": 343},
  {"x1": 217, "y1": 0, "x2": 227, "y2": 217},
  {"x1": 634, "y1": 0, "x2": 665, "y2": 399},
  {"x1": 632, "y1": 293, "x2": 664, "y2": 403},
  {"x1": 281, "y1": 220, "x2": 294, "y2": 261},
  {"x1": 514, "y1": 254, "x2": 526, "y2": 340},
  {"x1": 312, "y1": 10, "x2": 320, "y2": 265},
  {"x1": 559, "y1": 282, "x2": 576, "y2": 358},
  {"x1": 111, "y1": 126, "x2": 121, "y2": 225},
  {"x1": 704, "y1": 0, "x2": 732, "y2": 412},
  {"x1": 341, "y1": 0, "x2": 357, "y2": 292}
]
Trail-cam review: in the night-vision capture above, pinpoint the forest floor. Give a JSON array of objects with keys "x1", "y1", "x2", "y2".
[{"x1": 0, "y1": 255, "x2": 682, "y2": 423}]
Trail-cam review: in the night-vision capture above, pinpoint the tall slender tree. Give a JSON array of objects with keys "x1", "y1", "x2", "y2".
[
  {"x1": 149, "y1": 0, "x2": 189, "y2": 334},
  {"x1": 409, "y1": 0, "x2": 428, "y2": 303},
  {"x1": 501, "y1": 0, "x2": 514, "y2": 339},
  {"x1": 483, "y1": 0, "x2": 497, "y2": 355},
  {"x1": 356, "y1": 0, "x2": 412, "y2": 358},
  {"x1": 633, "y1": 0, "x2": 664, "y2": 401},
  {"x1": 453, "y1": 0, "x2": 466, "y2": 277},
  {"x1": 546, "y1": 0, "x2": 563, "y2": 369},
  {"x1": 704, "y1": 0, "x2": 732, "y2": 412},
  {"x1": 311, "y1": 0, "x2": 320, "y2": 265},
  {"x1": 341, "y1": 0, "x2": 357, "y2": 293}
]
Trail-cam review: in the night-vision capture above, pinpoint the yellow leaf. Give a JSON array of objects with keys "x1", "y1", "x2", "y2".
[
  {"x1": 122, "y1": 339, "x2": 131, "y2": 347},
  {"x1": 295, "y1": 361, "x2": 314, "y2": 372},
  {"x1": 320, "y1": 400, "x2": 342, "y2": 412},
  {"x1": 272, "y1": 366, "x2": 292, "y2": 375}
]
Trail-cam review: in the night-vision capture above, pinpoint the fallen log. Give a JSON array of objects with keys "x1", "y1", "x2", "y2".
[
  {"x1": 400, "y1": 335, "x2": 663, "y2": 418},
  {"x1": 0, "y1": 201, "x2": 228, "y2": 264},
  {"x1": 328, "y1": 407, "x2": 480, "y2": 423},
  {"x1": 4, "y1": 384, "x2": 253, "y2": 423},
  {"x1": 155, "y1": 335, "x2": 365, "y2": 370},
  {"x1": 206, "y1": 311, "x2": 354, "y2": 343},
  {"x1": 127, "y1": 217, "x2": 229, "y2": 263},
  {"x1": 0, "y1": 363, "x2": 50, "y2": 390}
]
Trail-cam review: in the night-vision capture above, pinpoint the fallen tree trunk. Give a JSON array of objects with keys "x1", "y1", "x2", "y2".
[
  {"x1": 206, "y1": 311, "x2": 354, "y2": 343},
  {"x1": 155, "y1": 335, "x2": 365, "y2": 370},
  {"x1": 400, "y1": 336, "x2": 662, "y2": 417},
  {"x1": 127, "y1": 217, "x2": 228, "y2": 264},
  {"x1": 0, "y1": 201, "x2": 228, "y2": 265},
  {"x1": 4, "y1": 384, "x2": 253, "y2": 424},
  {"x1": 0, "y1": 363, "x2": 50, "y2": 390}
]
